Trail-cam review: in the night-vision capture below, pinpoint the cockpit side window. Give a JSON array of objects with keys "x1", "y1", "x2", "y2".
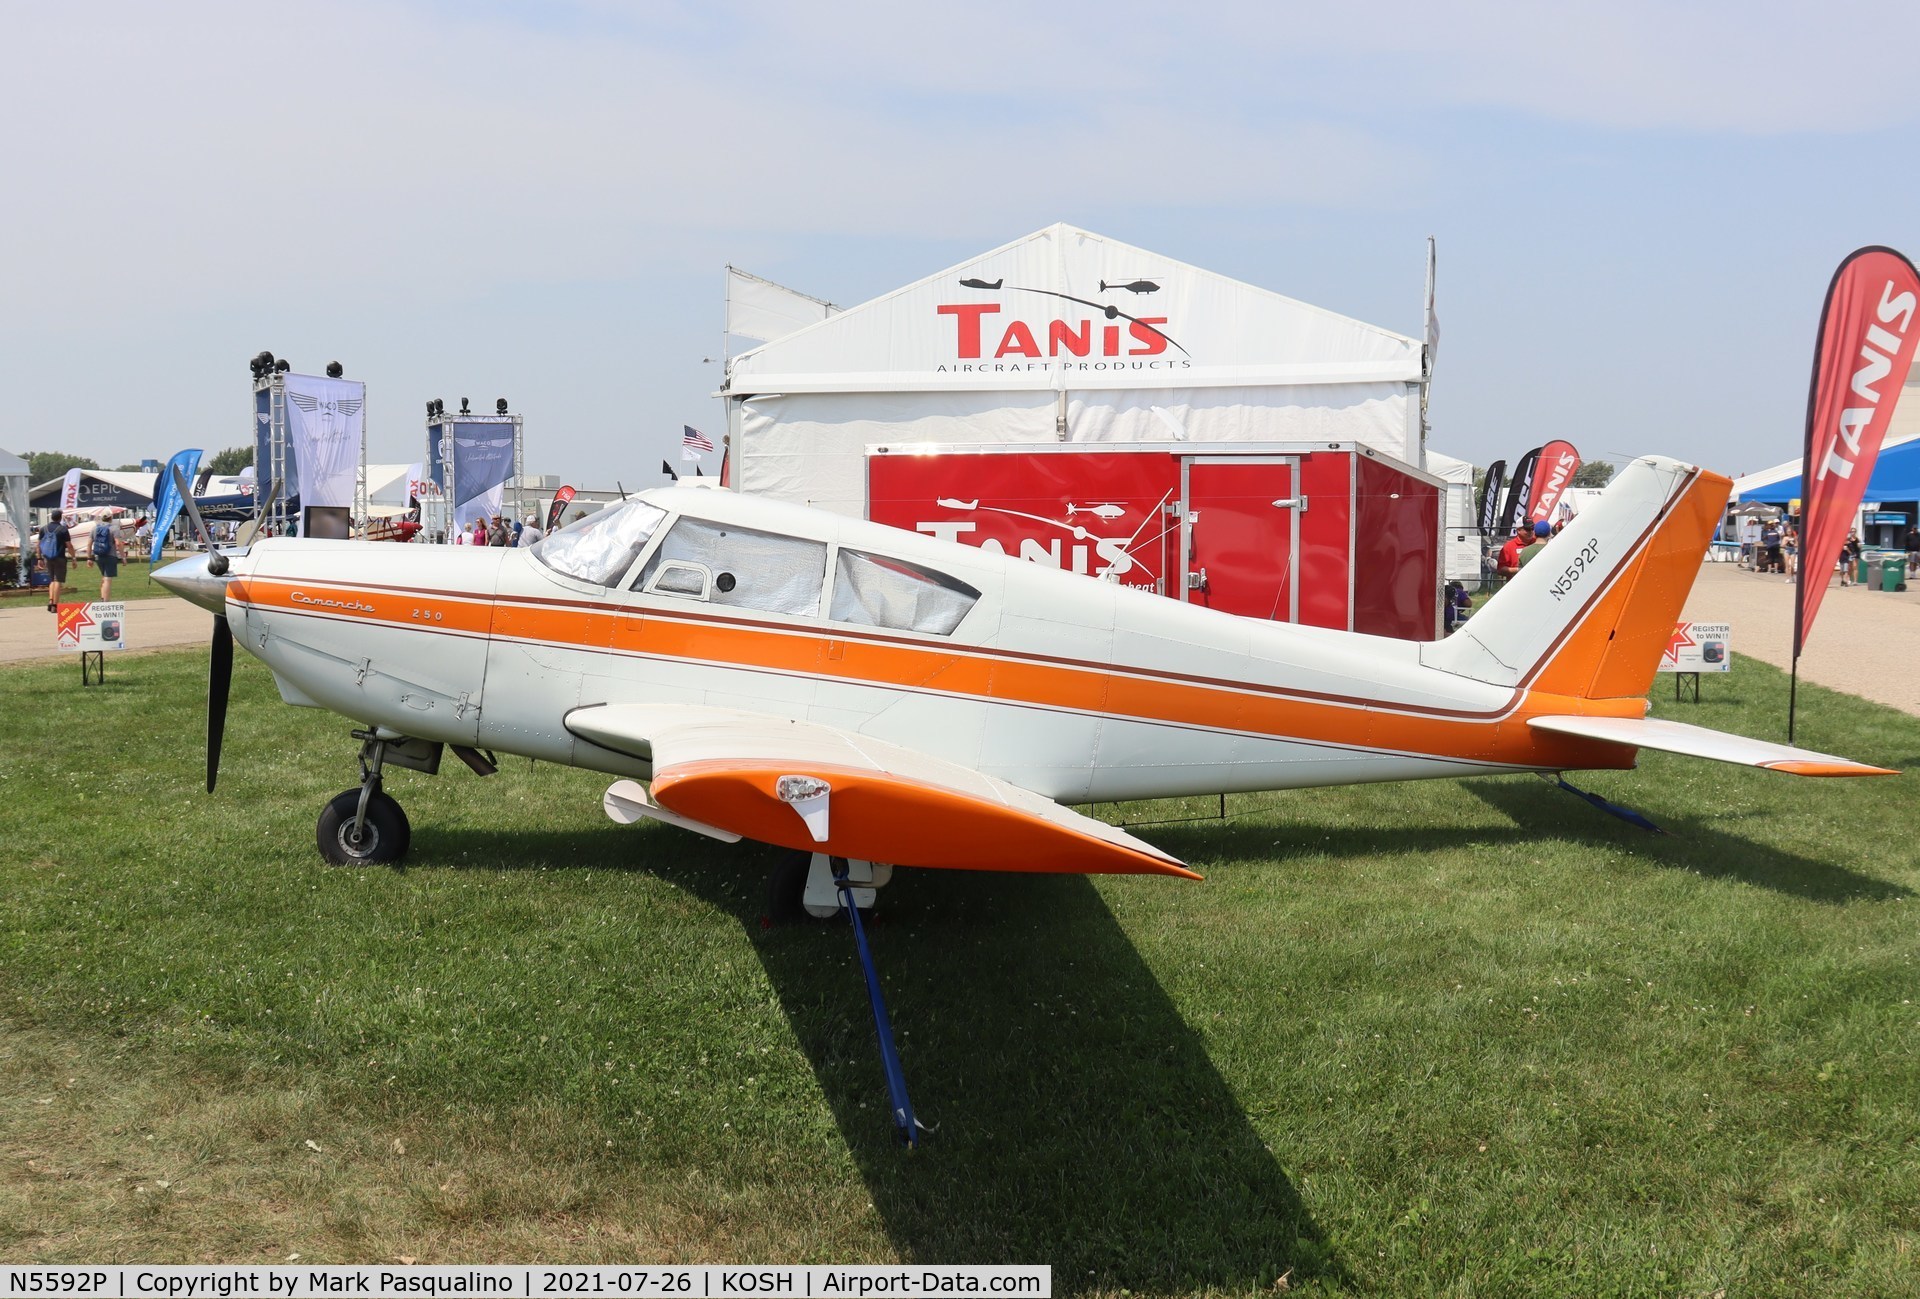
[
  {"x1": 634, "y1": 518, "x2": 827, "y2": 617},
  {"x1": 530, "y1": 501, "x2": 667, "y2": 587},
  {"x1": 830, "y1": 549, "x2": 979, "y2": 635}
]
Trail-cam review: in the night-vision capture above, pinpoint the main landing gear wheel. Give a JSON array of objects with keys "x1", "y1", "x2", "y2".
[
  {"x1": 766, "y1": 850, "x2": 893, "y2": 924},
  {"x1": 317, "y1": 787, "x2": 411, "y2": 866}
]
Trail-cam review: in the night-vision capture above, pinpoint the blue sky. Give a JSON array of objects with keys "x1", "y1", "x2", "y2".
[{"x1": 4, "y1": 0, "x2": 1916, "y2": 486}]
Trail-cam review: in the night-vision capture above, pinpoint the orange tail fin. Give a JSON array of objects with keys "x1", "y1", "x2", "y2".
[{"x1": 1423, "y1": 456, "x2": 1729, "y2": 700}]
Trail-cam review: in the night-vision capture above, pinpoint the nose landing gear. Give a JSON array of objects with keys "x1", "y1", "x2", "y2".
[
  {"x1": 316, "y1": 730, "x2": 416, "y2": 866},
  {"x1": 317, "y1": 785, "x2": 410, "y2": 865}
]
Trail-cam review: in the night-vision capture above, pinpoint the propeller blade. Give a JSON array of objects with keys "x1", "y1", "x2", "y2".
[
  {"x1": 208, "y1": 615, "x2": 232, "y2": 793},
  {"x1": 235, "y1": 477, "x2": 281, "y2": 547},
  {"x1": 171, "y1": 464, "x2": 228, "y2": 575}
]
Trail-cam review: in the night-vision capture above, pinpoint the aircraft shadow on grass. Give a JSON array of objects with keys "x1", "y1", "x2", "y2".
[
  {"x1": 1135, "y1": 778, "x2": 1908, "y2": 905},
  {"x1": 1460, "y1": 779, "x2": 1910, "y2": 903},
  {"x1": 427, "y1": 827, "x2": 1339, "y2": 1293}
]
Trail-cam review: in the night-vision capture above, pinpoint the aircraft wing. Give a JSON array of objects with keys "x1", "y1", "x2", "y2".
[
  {"x1": 565, "y1": 704, "x2": 1198, "y2": 878},
  {"x1": 1527, "y1": 715, "x2": 1898, "y2": 777}
]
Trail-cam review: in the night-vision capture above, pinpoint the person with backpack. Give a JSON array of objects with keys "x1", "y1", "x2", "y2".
[
  {"x1": 88, "y1": 509, "x2": 122, "y2": 600},
  {"x1": 38, "y1": 512, "x2": 76, "y2": 611}
]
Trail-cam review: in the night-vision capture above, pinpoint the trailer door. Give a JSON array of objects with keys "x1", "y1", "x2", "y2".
[{"x1": 1180, "y1": 457, "x2": 1300, "y2": 621}]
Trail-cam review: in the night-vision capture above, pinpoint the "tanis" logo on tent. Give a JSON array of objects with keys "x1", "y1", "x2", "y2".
[{"x1": 936, "y1": 303, "x2": 1175, "y2": 360}]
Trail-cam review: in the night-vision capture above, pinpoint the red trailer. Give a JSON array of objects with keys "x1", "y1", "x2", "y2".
[{"x1": 864, "y1": 442, "x2": 1443, "y2": 638}]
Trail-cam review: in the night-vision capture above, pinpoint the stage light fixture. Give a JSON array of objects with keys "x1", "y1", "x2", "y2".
[
  {"x1": 275, "y1": 359, "x2": 291, "y2": 373},
  {"x1": 496, "y1": 398, "x2": 508, "y2": 415},
  {"x1": 326, "y1": 361, "x2": 344, "y2": 378},
  {"x1": 424, "y1": 401, "x2": 435, "y2": 417},
  {"x1": 460, "y1": 397, "x2": 470, "y2": 415}
]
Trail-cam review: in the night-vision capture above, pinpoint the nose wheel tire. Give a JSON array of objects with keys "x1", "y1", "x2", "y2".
[{"x1": 317, "y1": 788, "x2": 411, "y2": 866}]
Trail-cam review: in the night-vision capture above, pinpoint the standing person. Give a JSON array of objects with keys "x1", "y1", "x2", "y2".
[
  {"x1": 88, "y1": 510, "x2": 122, "y2": 600},
  {"x1": 517, "y1": 514, "x2": 543, "y2": 548},
  {"x1": 1495, "y1": 524, "x2": 1529, "y2": 582},
  {"x1": 1782, "y1": 523, "x2": 1798, "y2": 583},
  {"x1": 39, "y1": 512, "x2": 76, "y2": 611},
  {"x1": 1839, "y1": 529, "x2": 1863, "y2": 588},
  {"x1": 488, "y1": 514, "x2": 510, "y2": 548},
  {"x1": 1517, "y1": 520, "x2": 1554, "y2": 568},
  {"x1": 1760, "y1": 518, "x2": 1783, "y2": 574},
  {"x1": 1904, "y1": 522, "x2": 1920, "y2": 575},
  {"x1": 1738, "y1": 515, "x2": 1761, "y2": 568}
]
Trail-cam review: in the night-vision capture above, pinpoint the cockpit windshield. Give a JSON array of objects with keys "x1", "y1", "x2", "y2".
[{"x1": 530, "y1": 501, "x2": 666, "y2": 587}]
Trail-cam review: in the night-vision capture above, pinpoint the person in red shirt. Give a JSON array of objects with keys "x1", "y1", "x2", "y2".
[{"x1": 1495, "y1": 524, "x2": 1529, "y2": 582}]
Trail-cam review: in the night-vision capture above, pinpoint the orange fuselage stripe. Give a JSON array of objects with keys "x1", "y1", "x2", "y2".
[{"x1": 230, "y1": 577, "x2": 1639, "y2": 772}]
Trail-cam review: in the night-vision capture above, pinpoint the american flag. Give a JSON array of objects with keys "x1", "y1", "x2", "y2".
[{"x1": 682, "y1": 426, "x2": 715, "y2": 454}]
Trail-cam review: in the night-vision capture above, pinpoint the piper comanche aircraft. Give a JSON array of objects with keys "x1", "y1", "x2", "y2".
[{"x1": 155, "y1": 454, "x2": 1893, "y2": 1142}]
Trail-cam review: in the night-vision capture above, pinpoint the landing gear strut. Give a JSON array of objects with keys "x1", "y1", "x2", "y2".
[
  {"x1": 767, "y1": 850, "x2": 893, "y2": 924},
  {"x1": 316, "y1": 730, "x2": 413, "y2": 866}
]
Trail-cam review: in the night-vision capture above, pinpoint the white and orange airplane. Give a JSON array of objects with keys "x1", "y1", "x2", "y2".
[{"x1": 155, "y1": 453, "x2": 1892, "y2": 1140}]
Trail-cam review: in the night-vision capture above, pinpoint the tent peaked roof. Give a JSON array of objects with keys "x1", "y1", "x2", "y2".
[
  {"x1": 1735, "y1": 429, "x2": 1920, "y2": 504},
  {"x1": 725, "y1": 222, "x2": 1423, "y2": 395}
]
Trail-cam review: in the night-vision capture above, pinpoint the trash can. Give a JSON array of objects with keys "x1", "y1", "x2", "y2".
[
  {"x1": 1858, "y1": 554, "x2": 1873, "y2": 584},
  {"x1": 1883, "y1": 554, "x2": 1908, "y2": 592}
]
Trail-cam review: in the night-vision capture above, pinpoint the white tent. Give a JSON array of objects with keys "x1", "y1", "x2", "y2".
[
  {"x1": 364, "y1": 463, "x2": 418, "y2": 516},
  {"x1": 0, "y1": 448, "x2": 29, "y2": 584},
  {"x1": 28, "y1": 468, "x2": 158, "y2": 512},
  {"x1": 724, "y1": 223, "x2": 1428, "y2": 515},
  {"x1": 1425, "y1": 448, "x2": 1481, "y2": 581}
]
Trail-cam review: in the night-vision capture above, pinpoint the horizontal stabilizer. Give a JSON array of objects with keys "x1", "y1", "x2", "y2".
[{"x1": 1527, "y1": 716, "x2": 1898, "y2": 777}]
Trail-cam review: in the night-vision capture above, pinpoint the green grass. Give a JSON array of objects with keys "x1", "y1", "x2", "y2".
[
  {"x1": 1, "y1": 649, "x2": 1916, "y2": 1294},
  {"x1": 11, "y1": 553, "x2": 175, "y2": 606}
]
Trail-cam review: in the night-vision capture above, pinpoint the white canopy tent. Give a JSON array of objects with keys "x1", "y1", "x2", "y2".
[
  {"x1": 724, "y1": 223, "x2": 1428, "y2": 516},
  {"x1": 1425, "y1": 448, "x2": 1481, "y2": 581},
  {"x1": 364, "y1": 463, "x2": 419, "y2": 517},
  {"x1": 0, "y1": 448, "x2": 29, "y2": 583}
]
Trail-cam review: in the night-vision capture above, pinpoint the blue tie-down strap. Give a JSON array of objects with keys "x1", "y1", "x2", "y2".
[
  {"x1": 1553, "y1": 775, "x2": 1665, "y2": 834},
  {"x1": 835, "y1": 860, "x2": 922, "y2": 1147}
]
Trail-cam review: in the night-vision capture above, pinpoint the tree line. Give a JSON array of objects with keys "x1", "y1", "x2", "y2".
[{"x1": 24, "y1": 447, "x2": 254, "y2": 483}]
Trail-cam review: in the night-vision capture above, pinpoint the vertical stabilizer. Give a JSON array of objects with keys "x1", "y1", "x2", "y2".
[{"x1": 1422, "y1": 456, "x2": 1728, "y2": 698}]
